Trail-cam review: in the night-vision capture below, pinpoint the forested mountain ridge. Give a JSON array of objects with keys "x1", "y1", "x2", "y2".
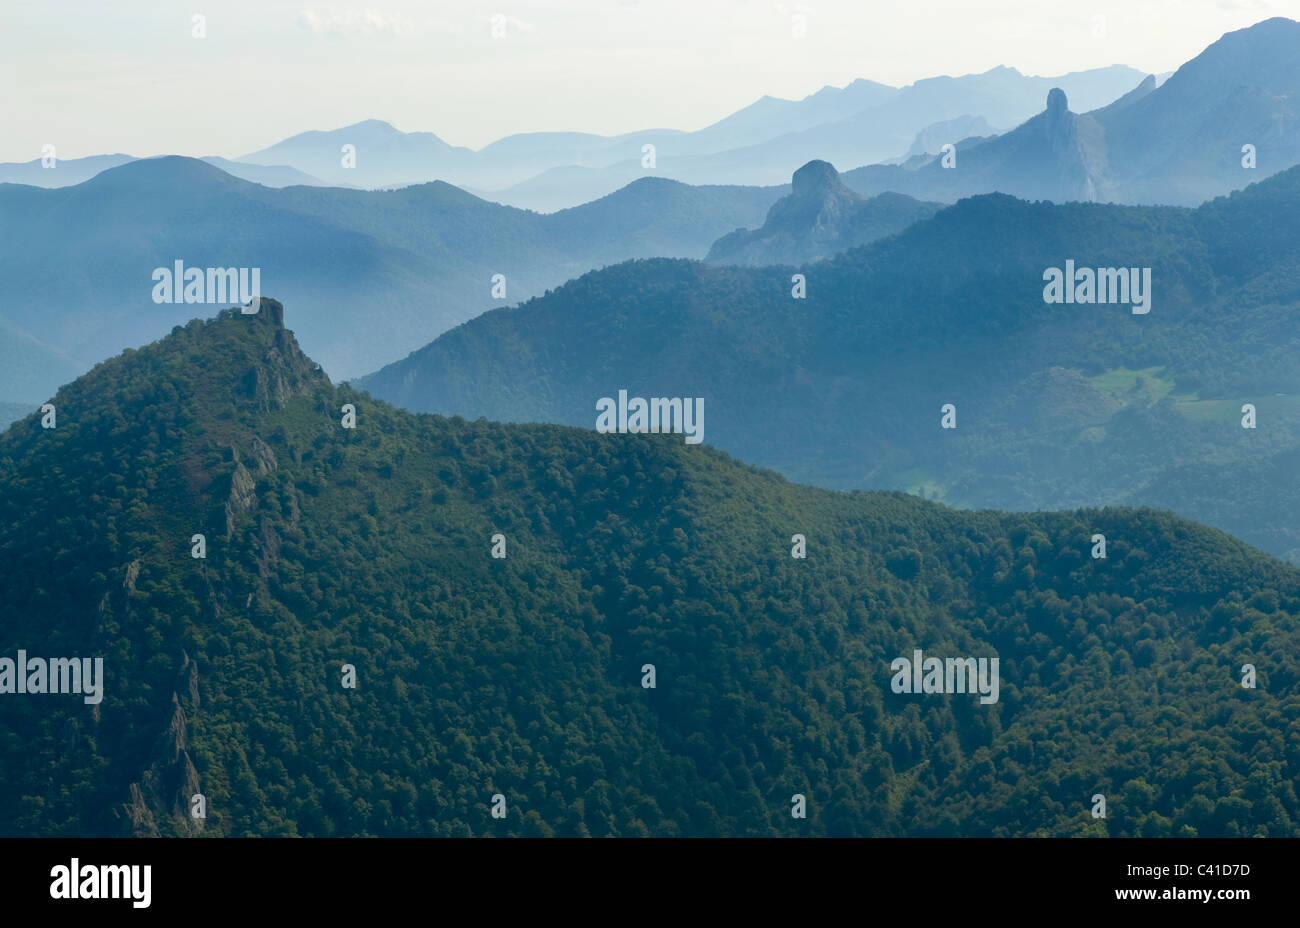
[
  {"x1": 356, "y1": 162, "x2": 1300, "y2": 563},
  {"x1": 1, "y1": 302, "x2": 1296, "y2": 837}
]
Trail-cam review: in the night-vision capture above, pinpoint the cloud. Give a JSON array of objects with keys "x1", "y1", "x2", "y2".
[
  {"x1": 492, "y1": 15, "x2": 534, "y2": 33},
  {"x1": 297, "y1": 8, "x2": 411, "y2": 37}
]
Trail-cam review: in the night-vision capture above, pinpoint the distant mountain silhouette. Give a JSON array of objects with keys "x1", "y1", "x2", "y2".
[
  {"x1": 843, "y1": 18, "x2": 1300, "y2": 206},
  {"x1": 0, "y1": 157, "x2": 782, "y2": 400},
  {"x1": 0, "y1": 154, "x2": 327, "y2": 188},
  {"x1": 233, "y1": 66, "x2": 1146, "y2": 210},
  {"x1": 197, "y1": 158, "x2": 329, "y2": 188},
  {"x1": 239, "y1": 118, "x2": 482, "y2": 188},
  {"x1": 897, "y1": 116, "x2": 1001, "y2": 161},
  {"x1": 6, "y1": 62, "x2": 1152, "y2": 211},
  {"x1": 0, "y1": 154, "x2": 135, "y2": 187},
  {"x1": 357, "y1": 162, "x2": 1300, "y2": 563}
]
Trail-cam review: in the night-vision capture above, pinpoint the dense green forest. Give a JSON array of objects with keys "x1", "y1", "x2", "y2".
[
  {"x1": 1, "y1": 302, "x2": 1297, "y2": 837},
  {"x1": 359, "y1": 162, "x2": 1300, "y2": 564}
]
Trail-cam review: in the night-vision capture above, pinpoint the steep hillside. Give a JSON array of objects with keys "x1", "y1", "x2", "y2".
[{"x1": 1, "y1": 301, "x2": 1296, "y2": 837}]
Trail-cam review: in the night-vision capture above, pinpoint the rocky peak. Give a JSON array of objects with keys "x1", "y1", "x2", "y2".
[
  {"x1": 766, "y1": 160, "x2": 862, "y2": 232},
  {"x1": 791, "y1": 159, "x2": 848, "y2": 199},
  {"x1": 1046, "y1": 87, "x2": 1069, "y2": 116},
  {"x1": 232, "y1": 298, "x2": 329, "y2": 413},
  {"x1": 1043, "y1": 88, "x2": 1075, "y2": 144}
]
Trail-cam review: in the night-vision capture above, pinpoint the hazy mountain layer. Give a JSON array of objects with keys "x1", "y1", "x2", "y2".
[
  {"x1": 0, "y1": 155, "x2": 327, "y2": 189},
  {"x1": 0, "y1": 158, "x2": 783, "y2": 400},
  {"x1": 705, "y1": 161, "x2": 942, "y2": 266},
  {"x1": 357, "y1": 161, "x2": 1300, "y2": 563},
  {"x1": 843, "y1": 19, "x2": 1300, "y2": 206},
  {"x1": 236, "y1": 66, "x2": 1146, "y2": 210}
]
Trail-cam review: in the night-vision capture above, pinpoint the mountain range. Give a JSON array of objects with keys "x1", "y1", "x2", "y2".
[
  {"x1": 225, "y1": 21, "x2": 1298, "y2": 212},
  {"x1": 356, "y1": 158, "x2": 1300, "y2": 565},
  {"x1": 215, "y1": 66, "x2": 1145, "y2": 211},
  {"x1": 9, "y1": 2, "x2": 1300, "y2": 847},
  {"x1": 12, "y1": 14, "x2": 1286, "y2": 408},
  {"x1": 7, "y1": 20, "x2": 1295, "y2": 219},
  {"x1": 0, "y1": 154, "x2": 328, "y2": 189},
  {"x1": 0, "y1": 157, "x2": 787, "y2": 402},
  {"x1": 2, "y1": 300, "x2": 1295, "y2": 836},
  {"x1": 842, "y1": 18, "x2": 1300, "y2": 206}
]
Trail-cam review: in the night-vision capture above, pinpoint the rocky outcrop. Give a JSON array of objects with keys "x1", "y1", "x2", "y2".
[
  {"x1": 235, "y1": 299, "x2": 329, "y2": 414},
  {"x1": 122, "y1": 559, "x2": 141, "y2": 592},
  {"x1": 177, "y1": 650, "x2": 201, "y2": 711},
  {"x1": 224, "y1": 460, "x2": 257, "y2": 539},
  {"x1": 223, "y1": 436, "x2": 280, "y2": 539},
  {"x1": 119, "y1": 665, "x2": 205, "y2": 837},
  {"x1": 706, "y1": 160, "x2": 940, "y2": 266}
]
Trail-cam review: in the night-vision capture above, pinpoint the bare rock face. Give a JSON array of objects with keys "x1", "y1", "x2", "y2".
[
  {"x1": 234, "y1": 299, "x2": 330, "y2": 414},
  {"x1": 1038, "y1": 88, "x2": 1101, "y2": 202},
  {"x1": 121, "y1": 690, "x2": 205, "y2": 836},
  {"x1": 121, "y1": 783, "x2": 161, "y2": 839},
  {"x1": 1045, "y1": 87, "x2": 1069, "y2": 121},
  {"x1": 177, "y1": 650, "x2": 201, "y2": 711},
  {"x1": 224, "y1": 460, "x2": 257, "y2": 539},
  {"x1": 223, "y1": 433, "x2": 282, "y2": 538},
  {"x1": 790, "y1": 158, "x2": 845, "y2": 199},
  {"x1": 1042, "y1": 89, "x2": 1080, "y2": 162},
  {"x1": 249, "y1": 436, "x2": 278, "y2": 475}
]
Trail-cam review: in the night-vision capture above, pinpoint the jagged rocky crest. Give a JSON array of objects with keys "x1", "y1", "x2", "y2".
[{"x1": 232, "y1": 299, "x2": 330, "y2": 413}]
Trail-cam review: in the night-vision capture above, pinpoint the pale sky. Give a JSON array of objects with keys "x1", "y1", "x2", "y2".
[{"x1": 1, "y1": 0, "x2": 1295, "y2": 162}]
